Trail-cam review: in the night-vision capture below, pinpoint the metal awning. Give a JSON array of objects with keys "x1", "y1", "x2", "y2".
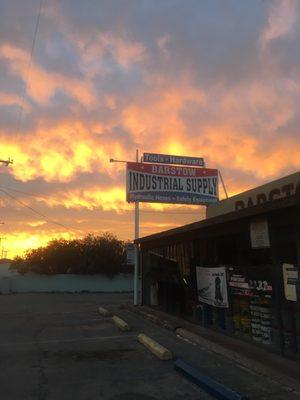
[{"x1": 135, "y1": 193, "x2": 300, "y2": 246}]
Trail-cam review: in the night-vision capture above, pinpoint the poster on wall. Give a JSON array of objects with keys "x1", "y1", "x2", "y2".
[
  {"x1": 250, "y1": 218, "x2": 270, "y2": 248},
  {"x1": 282, "y1": 263, "x2": 299, "y2": 301},
  {"x1": 126, "y1": 243, "x2": 135, "y2": 265},
  {"x1": 196, "y1": 266, "x2": 229, "y2": 308}
]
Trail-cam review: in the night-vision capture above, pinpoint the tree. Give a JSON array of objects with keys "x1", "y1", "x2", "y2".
[{"x1": 10, "y1": 233, "x2": 131, "y2": 276}]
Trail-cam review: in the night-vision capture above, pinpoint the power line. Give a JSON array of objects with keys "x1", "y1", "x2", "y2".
[
  {"x1": 0, "y1": 188, "x2": 78, "y2": 232},
  {"x1": 16, "y1": 0, "x2": 44, "y2": 136},
  {"x1": 0, "y1": 186, "x2": 48, "y2": 201},
  {"x1": 1, "y1": 186, "x2": 204, "y2": 215}
]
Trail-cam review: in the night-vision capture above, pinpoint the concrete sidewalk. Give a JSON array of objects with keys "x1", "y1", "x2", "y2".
[{"x1": 122, "y1": 304, "x2": 300, "y2": 392}]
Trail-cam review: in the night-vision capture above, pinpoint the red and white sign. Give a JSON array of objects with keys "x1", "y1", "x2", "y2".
[{"x1": 126, "y1": 162, "x2": 219, "y2": 205}]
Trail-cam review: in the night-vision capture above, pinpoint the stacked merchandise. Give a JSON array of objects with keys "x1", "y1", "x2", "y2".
[
  {"x1": 250, "y1": 298, "x2": 261, "y2": 342},
  {"x1": 259, "y1": 298, "x2": 272, "y2": 345},
  {"x1": 230, "y1": 274, "x2": 252, "y2": 336},
  {"x1": 296, "y1": 304, "x2": 300, "y2": 352},
  {"x1": 248, "y1": 297, "x2": 273, "y2": 344},
  {"x1": 232, "y1": 297, "x2": 251, "y2": 336},
  {"x1": 239, "y1": 297, "x2": 251, "y2": 337},
  {"x1": 232, "y1": 297, "x2": 241, "y2": 333},
  {"x1": 212, "y1": 307, "x2": 226, "y2": 330},
  {"x1": 229, "y1": 271, "x2": 274, "y2": 345}
]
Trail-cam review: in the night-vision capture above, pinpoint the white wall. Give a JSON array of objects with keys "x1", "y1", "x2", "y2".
[{"x1": 0, "y1": 264, "x2": 133, "y2": 293}]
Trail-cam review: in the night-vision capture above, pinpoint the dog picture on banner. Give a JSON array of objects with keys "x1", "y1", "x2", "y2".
[{"x1": 196, "y1": 266, "x2": 229, "y2": 308}]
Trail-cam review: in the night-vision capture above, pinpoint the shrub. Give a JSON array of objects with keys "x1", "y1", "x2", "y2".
[{"x1": 10, "y1": 233, "x2": 132, "y2": 276}]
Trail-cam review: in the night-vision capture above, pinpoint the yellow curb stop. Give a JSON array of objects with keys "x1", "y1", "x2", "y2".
[
  {"x1": 98, "y1": 307, "x2": 111, "y2": 317},
  {"x1": 112, "y1": 315, "x2": 131, "y2": 331},
  {"x1": 138, "y1": 333, "x2": 172, "y2": 361}
]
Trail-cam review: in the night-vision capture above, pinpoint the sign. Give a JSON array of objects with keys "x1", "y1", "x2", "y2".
[
  {"x1": 143, "y1": 152, "x2": 205, "y2": 167},
  {"x1": 229, "y1": 273, "x2": 272, "y2": 297},
  {"x1": 126, "y1": 162, "x2": 218, "y2": 205},
  {"x1": 206, "y1": 171, "x2": 300, "y2": 219},
  {"x1": 126, "y1": 243, "x2": 135, "y2": 265},
  {"x1": 250, "y1": 218, "x2": 270, "y2": 248},
  {"x1": 282, "y1": 263, "x2": 299, "y2": 301},
  {"x1": 196, "y1": 266, "x2": 229, "y2": 308}
]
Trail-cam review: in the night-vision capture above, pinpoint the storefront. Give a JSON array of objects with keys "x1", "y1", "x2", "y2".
[{"x1": 136, "y1": 172, "x2": 300, "y2": 360}]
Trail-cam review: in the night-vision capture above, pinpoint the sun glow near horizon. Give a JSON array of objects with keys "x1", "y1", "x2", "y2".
[{"x1": 0, "y1": 0, "x2": 300, "y2": 257}]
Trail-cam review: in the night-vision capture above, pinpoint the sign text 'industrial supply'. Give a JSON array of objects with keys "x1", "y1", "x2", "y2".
[{"x1": 126, "y1": 162, "x2": 218, "y2": 205}]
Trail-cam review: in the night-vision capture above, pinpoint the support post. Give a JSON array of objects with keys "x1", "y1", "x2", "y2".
[
  {"x1": 134, "y1": 149, "x2": 140, "y2": 305},
  {"x1": 218, "y1": 170, "x2": 228, "y2": 199}
]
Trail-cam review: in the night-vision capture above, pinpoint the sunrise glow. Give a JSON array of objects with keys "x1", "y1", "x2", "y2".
[{"x1": 0, "y1": 0, "x2": 299, "y2": 258}]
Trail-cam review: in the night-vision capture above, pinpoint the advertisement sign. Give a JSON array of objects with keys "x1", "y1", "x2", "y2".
[
  {"x1": 250, "y1": 218, "x2": 270, "y2": 248},
  {"x1": 229, "y1": 273, "x2": 272, "y2": 297},
  {"x1": 282, "y1": 263, "x2": 299, "y2": 301},
  {"x1": 126, "y1": 162, "x2": 218, "y2": 205},
  {"x1": 126, "y1": 243, "x2": 135, "y2": 265},
  {"x1": 196, "y1": 266, "x2": 229, "y2": 308},
  {"x1": 143, "y1": 153, "x2": 205, "y2": 167}
]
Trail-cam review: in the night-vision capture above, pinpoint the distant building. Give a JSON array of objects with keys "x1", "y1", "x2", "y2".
[{"x1": 0, "y1": 261, "x2": 15, "y2": 278}]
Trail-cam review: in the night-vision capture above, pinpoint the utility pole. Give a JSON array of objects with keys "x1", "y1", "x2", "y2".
[
  {"x1": 0, "y1": 237, "x2": 5, "y2": 258},
  {"x1": 134, "y1": 149, "x2": 140, "y2": 305},
  {"x1": 0, "y1": 160, "x2": 12, "y2": 260},
  {"x1": 0, "y1": 158, "x2": 13, "y2": 166}
]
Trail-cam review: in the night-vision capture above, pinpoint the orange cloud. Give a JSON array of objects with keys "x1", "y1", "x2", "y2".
[
  {"x1": 1, "y1": 0, "x2": 300, "y2": 258},
  {"x1": 0, "y1": 91, "x2": 29, "y2": 110},
  {"x1": 0, "y1": 120, "x2": 128, "y2": 182},
  {"x1": 261, "y1": 0, "x2": 298, "y2": 46},
  {"x1": 46, "y1": 186, "x2": 127, "y2": 212},
  {"x1": 0, "y1": 44, "x2": 96, "y2": 106}
]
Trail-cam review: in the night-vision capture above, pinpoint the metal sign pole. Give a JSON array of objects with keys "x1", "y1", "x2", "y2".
[
  {"x1": 134, "y1": 149, "x2": 139, "y2": 305},
  {"x1": 218, "y1": 170, "x2": 228, "y2": 199}
]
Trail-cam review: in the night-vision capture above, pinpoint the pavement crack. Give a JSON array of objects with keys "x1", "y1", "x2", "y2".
[{"x1": 33, "y1": 326, "x2": 48, "y2": 400}]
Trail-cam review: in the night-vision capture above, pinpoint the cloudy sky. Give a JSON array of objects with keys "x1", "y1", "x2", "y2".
[{"x1": 0, "y1": 0, "x2": 299, "y2": 257}]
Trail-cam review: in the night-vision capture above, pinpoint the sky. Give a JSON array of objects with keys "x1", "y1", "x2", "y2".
[{"x1": 0, "y1": 0, "x2": 300, "y2": 258}]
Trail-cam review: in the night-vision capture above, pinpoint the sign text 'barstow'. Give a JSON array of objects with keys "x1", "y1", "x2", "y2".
[{"x1": 126, "y1": 162, "x2": 218, "y2": 205}]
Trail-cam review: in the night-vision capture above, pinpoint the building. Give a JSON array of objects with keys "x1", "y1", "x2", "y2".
[{"x1": 136, "y1": 172, "x2": 300, "y2": 360}]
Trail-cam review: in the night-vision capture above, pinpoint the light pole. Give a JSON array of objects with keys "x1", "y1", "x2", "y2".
[
  {"x1": 110, "y1": 150, "x2": 140, "y2": 305},
  {"x1": 0, "y1": 160, "x2": 11, "y2": 260},
  {"x1": 0, "y1": 158, "x2": 13, "y2": 166},
  {"x1": 134, "y1": 149, "x2": 139, "y2": 305}
]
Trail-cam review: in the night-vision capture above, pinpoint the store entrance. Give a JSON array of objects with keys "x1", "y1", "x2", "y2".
[{"x1": 144, "y1": 251, "x2": 187, "y2": 315}]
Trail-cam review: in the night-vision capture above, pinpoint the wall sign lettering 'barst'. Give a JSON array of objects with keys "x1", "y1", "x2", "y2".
[
  {"x1": 235, "y1": 181, "x2": 300, "y2": 210},
  {"x1": 206, "y1": 172, "x2": 300, "y2": 219}
]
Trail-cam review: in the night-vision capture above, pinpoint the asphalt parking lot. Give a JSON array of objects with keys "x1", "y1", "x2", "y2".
[
  {"x1": 0, "y1": 293, "x2": 208, "y2": 400},
  {"x1": 0, "y1": 293, "x2": 299, "y2": 400}
]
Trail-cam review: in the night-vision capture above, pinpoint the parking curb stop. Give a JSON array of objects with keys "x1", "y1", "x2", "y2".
[
  {"x1": 98, "y1": 307, "x2": 111, "y2": 317},
  {"x1": 175, "y1": 358, "x2": 248, "y2": 400},
  {"x1": 138, "y1": 333, "x2": 172, "y2": 361},
  {"x1": 112, "y1": 315, "x2": 131, "y2": 331}
]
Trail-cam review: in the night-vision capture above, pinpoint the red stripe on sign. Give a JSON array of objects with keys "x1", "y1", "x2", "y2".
[{"x1": 127, "y1": 162, "x2": 218, "y2": 177}]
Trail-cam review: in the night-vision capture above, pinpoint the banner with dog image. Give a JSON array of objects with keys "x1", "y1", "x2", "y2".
[{"x1": 196, "y1": 266, "x2": 229, "y2": 308}]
